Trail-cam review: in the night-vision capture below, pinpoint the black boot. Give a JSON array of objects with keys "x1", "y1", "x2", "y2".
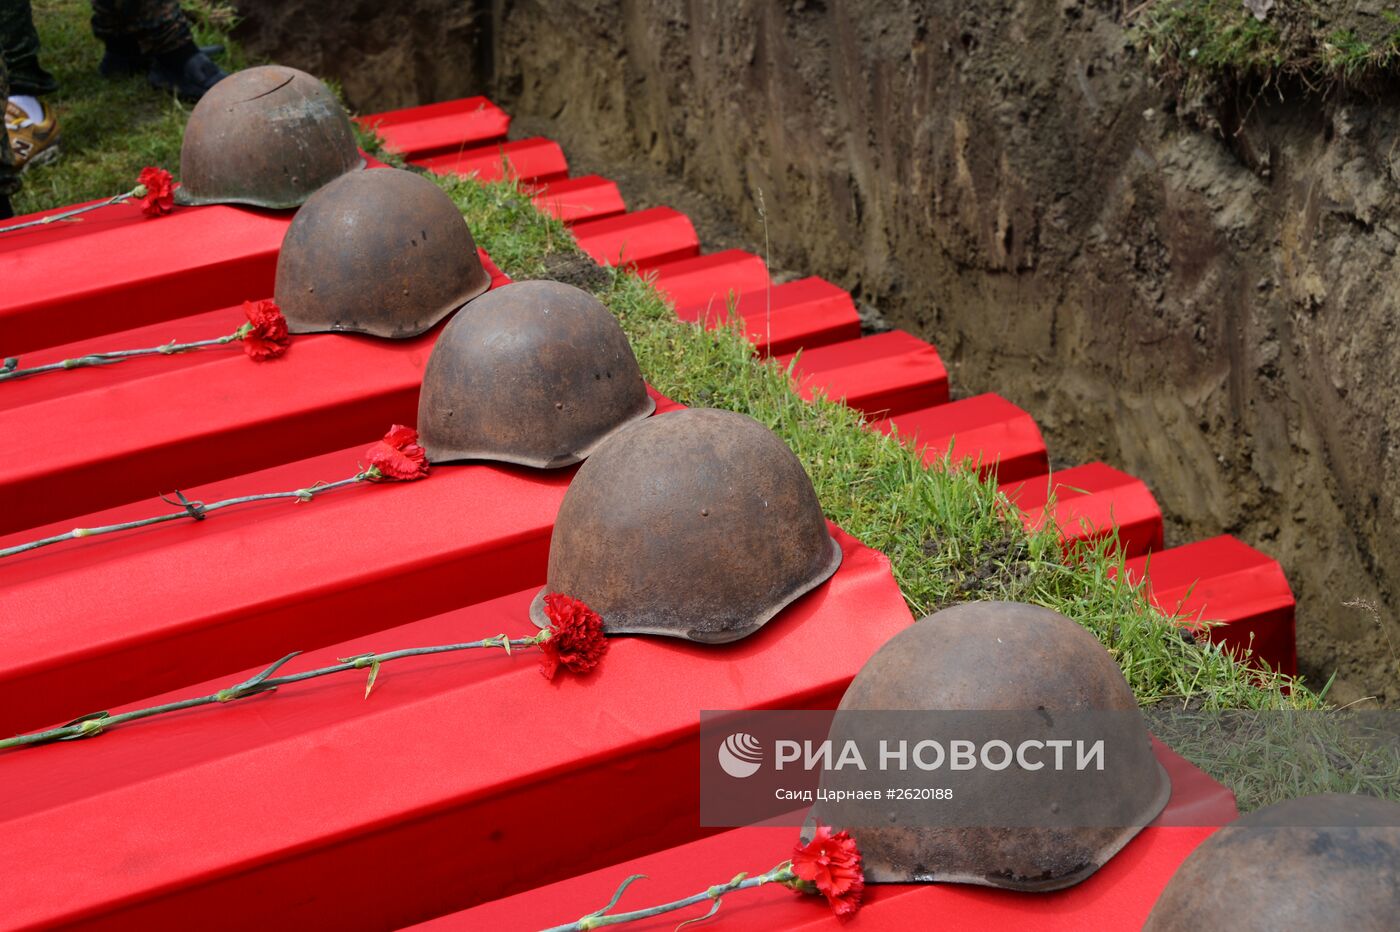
[
  {"x1": 102, "y1": 40, "x2": 226, "y2": 80},
  {"x1": 147, "y1": 43, "x2": 228, "y2": 101},
  {"x1": 0, "y1": 195, "x2": 13, "y2": 221}
]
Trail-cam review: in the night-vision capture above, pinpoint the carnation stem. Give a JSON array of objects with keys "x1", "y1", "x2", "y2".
[
  {"x1": 0, "y1": 186, "x2": 141, "y2": 235},
  {"x1": 0, "y1": 633, "x2": 547, "y2": 751},
  {"x1": 0, "y1": 471, "x2": 374, "y2": 559},
  {"x1": 0, "y1": 329, "x2": 247, "y2": 383},
  {"x1": 540, "y1": 863, "x2": 801, "y2": 932}
]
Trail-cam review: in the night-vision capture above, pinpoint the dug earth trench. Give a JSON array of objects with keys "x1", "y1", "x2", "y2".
[{"x1": 235, "y1": 0, "x2": 1400, "y2": 706}]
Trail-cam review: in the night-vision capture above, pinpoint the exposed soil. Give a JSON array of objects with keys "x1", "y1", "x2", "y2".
[{"x1": 234, "y1": 0, "x2": 1400, "y2": 706}]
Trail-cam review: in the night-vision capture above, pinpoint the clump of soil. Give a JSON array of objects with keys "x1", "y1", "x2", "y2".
[
  {"x1": 234, "y1": 0, "x2": 1400, "y2": 706},
  {"x1": 538, "y1": 251, "x2": 611, "y2": 293}
]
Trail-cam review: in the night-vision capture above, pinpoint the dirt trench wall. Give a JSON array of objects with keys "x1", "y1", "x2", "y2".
[{"x1": 234, "y1": 0, "x2": 1400, "y2": 704}]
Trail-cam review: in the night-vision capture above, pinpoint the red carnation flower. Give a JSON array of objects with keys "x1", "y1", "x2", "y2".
[
  {"x1": 241, "y1": 299, "x2": 291, "y2": 360},
  {"x1": 136, "y1": 166, "x2": 175, "y2": 217},
  {"x1": 366, "y1": 424, "x2": 430, "y2": 481},
  {"x1": 538, "y1": 593, "x2": 608, "y2": 680},
  {"x1": 792, "y1": 824, "x2": 864, "y2": 917}
]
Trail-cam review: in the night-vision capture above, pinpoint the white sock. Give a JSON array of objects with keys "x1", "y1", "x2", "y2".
[{"x1": 7, "y1": 95, "x2": 45, "y2": 126}]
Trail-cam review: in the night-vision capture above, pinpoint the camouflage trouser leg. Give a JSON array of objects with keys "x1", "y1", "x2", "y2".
[
  {"x1": 0, "y1": 50, "x2": 21, "y2": 200},
  {"x1": 0, "y1": 0, "x2": 58, "y2": 95},
  {"x1": 90, "y1": 0, "x2": 193, "y2": 57}
]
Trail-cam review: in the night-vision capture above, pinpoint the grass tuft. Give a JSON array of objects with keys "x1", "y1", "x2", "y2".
[{"x1": 1135, "y1": 1, "x2": 1400, "y2": 116}]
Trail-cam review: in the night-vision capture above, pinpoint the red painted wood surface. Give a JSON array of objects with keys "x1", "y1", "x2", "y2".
[
  {"x1": 0, "y1": 254, "x2": 510, "y2": 536},
  {"x1": 413, "y1": 137, "x2": 569, "y2": 184},
  {"x1": 0, "y1": 153, "x2": 392, "y2": 355},
  {"x1": 357, "y1": 96, "x2": 510, "y2": 160},
  {"x1": 426, "y1": 740, "x2": 1237, "y2": 931},
  {"x1": 532, "y1": 174, "x2": 628, "y2": 223},
  {"x1": 875, "y1": 393, "x2": 1049, "y2": 484},
  {"x1": 572, "y1": 206, "x2": 702, "y2": 270},
  {"x1": 0, "y1": 442, "x2": 565, "y2": 736},
  {"x1": 650, "y1": 249, "x2": 771, "y2": 308},
  {"x1": 680, "y1": 278, "x2": 863, "y2": 357},
  {"x1": 1124, "y1": 535, "x2": 1298, "y2": 675},
  {"x1": 0, "y1": 198, "x2": 289, "y2": 354},
  {"x1": 778, "y1": 330, "x2": 950, "y2": 417},
  {"x1": 1000, "y1": 462, "x2": 1165, "y2": 557}
]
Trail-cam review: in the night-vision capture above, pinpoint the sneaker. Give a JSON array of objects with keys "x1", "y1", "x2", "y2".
[
  {"x1": 101, "y1": 42, "x2": 226, "y2": 78},
  {"x1": 147, "y1": 49, "x2": 228, "y2": 101},
  {"x1": 5, "y1": 99, "x2": 61, "y2": 172}
]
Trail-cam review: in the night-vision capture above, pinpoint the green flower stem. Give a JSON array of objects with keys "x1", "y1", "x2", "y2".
[
  {"x1": 0, "y1": 185, "x2": 142, "y2": 235},
  {"x1": 0, "y1": 632, "x2": 547, "y2": 751},
  {"x1": 540, "y1": 863, "x2": 802, "y2": 932},
  {"x1": 0, "y1": 471, "x2": 372, "y2": 560},
  {"x1": 0, "y1": 326, "x2": 249, "y2": 383}
]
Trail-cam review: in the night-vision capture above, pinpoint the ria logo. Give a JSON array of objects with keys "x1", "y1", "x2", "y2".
[{"x1": 717, "y1": 732, "x2": 764, "y2": 778}]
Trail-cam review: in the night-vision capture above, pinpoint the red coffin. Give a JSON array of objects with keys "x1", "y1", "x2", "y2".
[
  {"x1": 571, "y1": 207, "x2": 702, "y2": 270},
  {"x1": 356, "y1": 96, "x2": 510, "y2": 160},
  {"x1": 429, "y1": 740, "x2": 1237, "y2": 930},
  {"x1": 1000, "y1": 463, "x2": 1165, "y2": 558},
  {"x1": 1124, "y1": 535, "x2": 1298, "y2": 675},
  {"x1": 0, "y1": 197, "x2": 291, "y2": 354},
  {"x1": 531, "y1": 174, "x2": 628, "y2": 223},
  {"x1": 0, "y1": 254, "x2": 510, "y2": 535},
  {"x1": 875, "y1": 393, "x2": 1049, "y2": 484},
  {"x1": 414, "y1": 137, "x2": 569, "y2": 184},
  {"x1": 0, "y1": 529, "x2": 912, "y2": 930},
  {"x1": 778, "y1": 330, "x2": 950, "y2": 418}
]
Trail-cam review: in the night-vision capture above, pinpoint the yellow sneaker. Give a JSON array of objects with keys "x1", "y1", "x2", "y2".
[{"x1": 5, "y1": 99, "x2": 61, "y2": 172}]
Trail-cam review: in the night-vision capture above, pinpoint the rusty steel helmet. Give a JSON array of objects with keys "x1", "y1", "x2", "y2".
[
  {"x1": 274, "y1": 168, "x2": 492, "y2": 338},
  {"x1": 811, "y1": 601, "x2": 1170, "y2": 892},
  {"x1": 530, "y1": 408, "x2": 842, "y2": 642},
  {"x1": 174, "y1": 65, "x2": 363, "y2": 209},
  {"x1": 418, "y1": 280, "x2": 654, "y2": 468},
  {"x1": 1145, "y1": 794, "x2": 1400, "y2": 928}
]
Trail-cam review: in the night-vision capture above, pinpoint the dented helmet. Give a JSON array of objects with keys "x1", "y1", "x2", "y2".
[
  {"x1": 175, "y1": 65, "x2": 363, "y2": 209},
  {"x1": 274, "y1": 168, "x2": 491, "y2": 338},
  {"x1": 812, "y1": 601, "x2": 1170, "y2": 892},
  {"x1": 418, "y1": 280, "x2": 654, "y2": 468},
  {"x1": 1145, "y1": 794, "x2": 1400, "y2": 928},
  {"x1": 530, "y1": 408, "x2": 842, "y2": 642}
]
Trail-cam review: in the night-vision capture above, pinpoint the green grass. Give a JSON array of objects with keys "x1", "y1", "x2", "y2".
[
  {"x1": 18, "y1": 1, "x2": 1396, "y2": 809},
  {"x1": 15, "y1": 1, "x2": 248, "y2": 214},
  {"x1": 1135, "y1": 1, "x2": 1400, "y2": 107}
]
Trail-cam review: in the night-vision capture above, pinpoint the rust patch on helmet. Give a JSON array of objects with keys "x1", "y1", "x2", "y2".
[
  {"x1": 419, "y1": 280, "x2": 654, "y2": 468},
  {"x1": 1146, "y1": 794, "x2": 1400, "y2": 928},
  {"x1": 275, "y1": 168, "x2": 490, "y2": 338},
  {"x1": 810, "y1": 602, "x2": 1172, "y2": 892},
  {"x1": 530, "y1": 408, "x2": 842, "y2": 642},
  {"x1": 175, "y1": 65, "x2": 362, "y2": 210}
]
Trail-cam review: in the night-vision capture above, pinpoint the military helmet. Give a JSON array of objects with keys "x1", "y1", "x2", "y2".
[
  {"x1": 530, "y1": 408, "x2": 842, "y2": 643},
  {"x1": 1145, "y1": 793, "x2": 1400, "y2": 928},
  {"x1": 811, "y1": 601, "x2": 1170, "y2": 891},
  {"x1": 174, "y1": 65, "x2": 363, "y2": 209},
  {"x1": 418, "y1": 280, "x2": 654, "y2": 468},
  {"x1": 274, "y1": 168, "x2": 492, "y2": 339}
]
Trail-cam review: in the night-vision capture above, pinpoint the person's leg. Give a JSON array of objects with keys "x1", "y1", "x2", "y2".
[
  {"x1": 89, "y1": 0, "x2": 143, "y2": 73},
  {"x1": 0, "y1": 51, "x2": 22, "y2": 219},
  {"x1": 90, "y1": 0, "x2": 224, "y2": 99},
  {"x1": 91, "y1": 0, "x2": 191, "y2": 58},
  {"x1": 0, "y1": 0, "x2": 57, "y2": 97},
  {"x1": 0, "y1": 2, "x2": 58, "y2": 179}
]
